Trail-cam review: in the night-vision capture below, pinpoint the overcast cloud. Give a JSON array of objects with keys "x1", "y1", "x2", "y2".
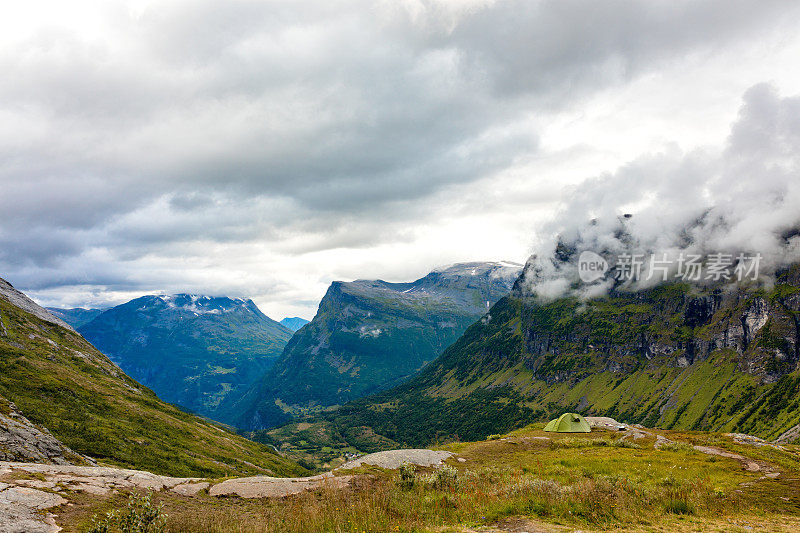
[{"x1": 2, "y1": 0, "x2": 800, "y2": 318}]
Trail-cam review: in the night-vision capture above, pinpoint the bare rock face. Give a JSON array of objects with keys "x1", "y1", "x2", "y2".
[
  {"x1": 0, "y1": 485, "x2": 65, "y2": 533},
  {"x1": 0, "y1": 400, "x2": 90, "y2": 466},
  {"x1": 775, "y1": 423, "x2": 800, "y2": 445},
  {"x1": 0, "y1": 277, "x2": 74, "y2": 332}
]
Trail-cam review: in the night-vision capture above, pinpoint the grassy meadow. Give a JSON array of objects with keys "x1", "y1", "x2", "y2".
[{"x1": 59, "y1": 426, "x2": 800, "y2": 532}]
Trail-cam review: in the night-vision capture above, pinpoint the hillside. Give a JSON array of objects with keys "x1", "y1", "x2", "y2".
[
  {"x1": 47, "y1": 422, "x2": 800, "y2": 532},
  {"x1": 0, "y1": 277, "x2": 306, "y2": 478},
  {"x1": 272, "y1": 263, "x2": 800, "y2": 456},
  {"x1": 233, "y1": 262, "x2": 521, "y2": 430},
  {"x1": 78, "y1": 294, "x2": 293, "y2": 423},
  {"x1": 46, "y1": 307, "x2": 105, "y2": 328}
]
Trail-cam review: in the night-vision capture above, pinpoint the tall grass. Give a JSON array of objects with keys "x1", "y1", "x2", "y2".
[{"x1": 162, "y1": 465, "x2": 736, "y2": 532}]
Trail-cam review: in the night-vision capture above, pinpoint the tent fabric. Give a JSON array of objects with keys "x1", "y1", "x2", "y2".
[{"x1": 543, "y1": 413, "x2": 591, "y2": 433}]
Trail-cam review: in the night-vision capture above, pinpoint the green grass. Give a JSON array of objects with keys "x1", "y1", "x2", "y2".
[
  {"x1": 58, "y1": 427, "x2": 800, "y2": 532},
  {"x1": 0, "y1": 298, "x2": 306, "y2": 478}
]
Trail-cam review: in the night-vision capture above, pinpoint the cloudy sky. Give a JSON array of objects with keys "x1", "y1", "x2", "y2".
[{"x1": 2, "y1": 0, "x2": 800, "y2": 319}]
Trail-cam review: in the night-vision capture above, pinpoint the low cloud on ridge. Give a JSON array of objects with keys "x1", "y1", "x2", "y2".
[{"x1": 518, "y1": 84, "x2": 800, "y2": 300}]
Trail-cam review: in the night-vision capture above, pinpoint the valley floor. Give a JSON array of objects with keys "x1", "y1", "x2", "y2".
[{"x1": 2, "y1": 424, "x2": 799, "y2": 532}]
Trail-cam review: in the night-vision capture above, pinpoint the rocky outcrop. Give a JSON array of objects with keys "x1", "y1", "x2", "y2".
[
  {"x1": 775, "y1": 423, "x2": 800, "y2": 445},
  {"x1": 0, "y1": 278, "x2": 73, "y2": 332},
  {"x1": 0, "y1": 400, "x2": 90, "y2": 466}
]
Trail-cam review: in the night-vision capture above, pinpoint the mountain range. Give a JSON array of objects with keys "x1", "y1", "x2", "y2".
[
  {"x1": 77, "y1": 294, "x2": 293, "y2": 423},
  {"x1": 280, "y1": 317, "x2": 310, "y2": 332},
  {"x1": 46, "y1": 307, "x2": 106, "y2": 329},
  {"x1": 0, "y1": 277, "x2": 305, "y2": 478},
  {"x1": 232, "y1": 261, "x2": 522, "y2": 430},
  {"x1": 256, "y1": 257, "x2": 800, "y2": 459}
]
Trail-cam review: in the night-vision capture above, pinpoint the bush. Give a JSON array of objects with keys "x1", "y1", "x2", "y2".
[
  {"x1": 397, "y1": 462, "x2": 416, "y2": 489},
  {"x1": 549, "y1": 437, "x2": 594, "y2": 449},
  {"x1": 658, "y1": 440, "x2": 694, "y2": 453},
  {"x1": 88, "y1": 492, "x2": 166, "y2": 533},
  {"x1": 664, "y1": 498, "x2": 695, "y2": 515},
  {"x1": 611, "y1": 438, "x2": 642, "y2": 449},
  {"x1": 431, "y1": 464, "x2": 459, "y2": 490}
]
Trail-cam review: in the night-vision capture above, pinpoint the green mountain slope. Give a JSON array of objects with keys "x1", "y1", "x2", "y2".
[
  {"x1": 0, "y1": 278, "x2": 306, "y2": 478},
  {"x1": 291, "y1": 265, "x2": 800, "y2": 452},
  {"x1": 78, "y1": 294, "x2": 293, "y2": 423},
  {"x1": 46, "y1": 307, "x2": 106, "y2": 328},
  {"x1": 234, "y1": 262, "x2": 522, "y2": 430}
]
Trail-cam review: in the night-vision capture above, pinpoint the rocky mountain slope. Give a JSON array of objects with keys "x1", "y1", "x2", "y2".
[
  {"x1": 0, "y1": 277, "x2": 305, "y2": 478},
  {"x1": 0, "y1": 279, "x2": 74, "y2": 332},
  {"x1": 233, "y1": 262, "x2": 521, "y2": 430},
  {"x1": 284, "y1": 262, "x2": 800, "y2": 453},
  {"x1": 0, "y1": 395, "x2": 91, "y2": 466},
  {"x1": 78, "y1": 294, "x2": 293, "y2": 423},
  {"x1": 46, "y1": 307, "x2": 105, "y2": 328}
]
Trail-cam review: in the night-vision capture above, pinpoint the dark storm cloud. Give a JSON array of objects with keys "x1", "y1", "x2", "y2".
[{"x1": 1, "y1": 0, "x2": 798, "y2": 304}]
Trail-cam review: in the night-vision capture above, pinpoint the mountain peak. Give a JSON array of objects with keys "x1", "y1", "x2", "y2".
[
  {"x1": 150, "y1": 293, "x2": 255, "y2": 316},
  {"x1": 235, "y1": 261, "x2": 521, "y2": 430}
]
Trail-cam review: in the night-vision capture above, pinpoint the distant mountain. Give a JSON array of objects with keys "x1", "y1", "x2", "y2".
[
  {"x1": 280, "y1": 317, "x2": 310, "y2": 332},
  {"x1": 304, "y1": 262, "x2": 800, "y2": 452},
  {"x1": 46, "y1": 307, "x2": 106, "y2": 329},
  {"x1": 233, "y1": 261, "x2": 522, "y2": 430},
  {"x1": 0, "y1": 277, "x2": 304, "y2": 477},
  {"x1": 78, "y1": 294, "x2": 293, "y2": 423}
]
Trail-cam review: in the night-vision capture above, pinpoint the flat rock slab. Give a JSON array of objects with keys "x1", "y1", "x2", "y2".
[
  {"x1": 172, "y1": 482, "x2": 209, "y2": 497},
  {"x1": 692, "y1": 445, "x2": 780, "y2": 474},
  {"x1": 0, "y1": 487, "x2": 66, "y2": 510},
  {"x1": 693, "y1": 445, "x2": 748, "y2": 462},
  {"x1": 0, "y1": 461, "x2": 199, "y2": 493},
  {"x1": 585, "y1": 416, "x2": 628, "y2": 431},
  {"x1": 209, "y1": 474, "x2": 350, "y2": 499},
  {"x1": 0, "y1": 486, "x2": 66, "y2": 533},
  {"x1": 337, "y1": 449, "x2": 454, "y2": 470}
]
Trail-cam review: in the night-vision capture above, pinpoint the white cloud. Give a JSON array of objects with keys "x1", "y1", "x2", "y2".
[{"x1": 1, "y1": 0, "x2": 799, "y2": 317}]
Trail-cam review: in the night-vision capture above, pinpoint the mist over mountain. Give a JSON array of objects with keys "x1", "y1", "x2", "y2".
[
  {"x1": 232, "y1": 261, "x2": 521, "y2": 430},
  {"x1": 78, "y1": 294, "x2": 293, "y2": 423},
  {"x1": 516, "y1": 85, "x2": 800, "y2": 302},
  {"x1": 284, "y1": 259, "x2": 800, "y2": 453},
  {"x1": 260, "y1": 86, "x2": 800, "y2": 454}
]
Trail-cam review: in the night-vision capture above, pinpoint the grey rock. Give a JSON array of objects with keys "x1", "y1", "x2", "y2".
[
  {"x1": 0, "y1": 277, "x2": 74, "y2": 332},
  {"x1": 208, "y1": 473, "x2": 350, "y2": 499},
  {"x1": 0, "y1": 400, "x2": 89, "y2": 466},
  {"x1": 337, "y1": 449, "x2": 454, "y2": 470},
  {"x1": 0, "y1": 486, "x2": 65, "y2": 533}
]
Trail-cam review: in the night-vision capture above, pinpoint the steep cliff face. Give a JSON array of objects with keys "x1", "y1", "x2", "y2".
[
  {"x1": 233, "y1": 262, "x2": 521, "y2": 430},
  {"x1": 320, "y1": 265, "x2": 800, "y2": 449}
]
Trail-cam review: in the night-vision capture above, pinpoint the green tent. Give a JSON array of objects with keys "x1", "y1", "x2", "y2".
[{"x1": 543, "y1": 413, "x2": 591, "y2": 433}]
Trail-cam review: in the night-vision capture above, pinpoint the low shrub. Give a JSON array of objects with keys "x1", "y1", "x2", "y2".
[
  {"x1": 658, "y1": 440, "x2": 694, "y2": 453},
  {"x1": 88, "y1": 492, "x2": 166, "y2": 533}
]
